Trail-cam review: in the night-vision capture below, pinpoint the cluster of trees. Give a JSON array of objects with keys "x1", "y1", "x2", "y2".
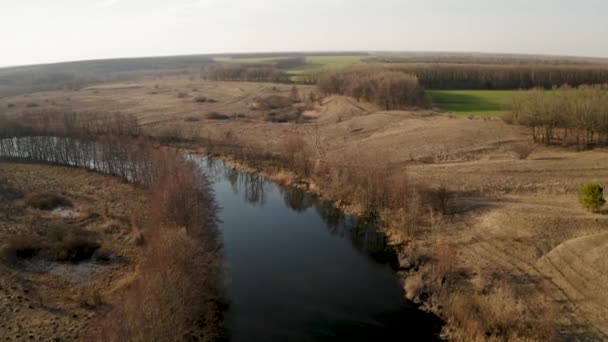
[
  {"x1": 505, "y1": 85, "x2": 608, "y2": 148},
  {"x1": 317, "y1": 67, "x2": 429, "y2": 109},
  {"x1": 364, "y1": 54, "x2": 607, "y2": 65},
  {"x1": 205, "y1": 63, "x2": 288, "y2": 82},
  {"x1": 0, "y1": 110, "x2": 224, "y2": 340},
  {"x1": 389, "y1": 63, "x2": 608, "y2": 90}
]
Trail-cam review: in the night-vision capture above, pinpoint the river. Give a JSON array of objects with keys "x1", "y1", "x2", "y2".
[{"x1": 197, "y1": 157, "x2": 442, "y2": 341}]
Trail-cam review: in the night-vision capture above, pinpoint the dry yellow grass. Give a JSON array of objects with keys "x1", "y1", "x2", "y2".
[{"x1": 0, "y1": 163, "x2": 149, "y2": 340}]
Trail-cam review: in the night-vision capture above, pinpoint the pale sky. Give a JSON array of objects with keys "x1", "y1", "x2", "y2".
[{"x1": 1, "y1": 0, "x2": 607, "y2": 67}]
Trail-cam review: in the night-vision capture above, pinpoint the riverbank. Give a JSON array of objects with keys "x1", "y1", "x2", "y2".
[
  {"x1": 197, "y1": 156, "x2": 445, "y2": 340},
  {"x1": 192, "y1": 150, "x2": 455, "y2": 334},
  {"x1": 194, "y1": 143, "x2": 608, "y2": 341}
]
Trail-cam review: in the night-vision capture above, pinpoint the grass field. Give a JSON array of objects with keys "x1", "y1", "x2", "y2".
[
  {"x1": 428, "y1": 90, "x2": 516, "y2": 117},
  {"x1": 288, "y1": 56, "x2": 364, "y2": 73}
]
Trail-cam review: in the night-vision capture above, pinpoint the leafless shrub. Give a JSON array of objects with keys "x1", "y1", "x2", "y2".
[
  {"x1": 512, "y1": 142, "x2": 536, "y2": 160},
  {"x1": 26, "y1": 102, "x2": 39, "y2": 108},
  {"x1": 279, "y1": 133, "x2": 312, "y2": 176},
  {"x1": 176, "y1": 91, "x2": 189, "y2": 98},
  {"x1": 52, "y1": 236, "x2": 101, "y2": 263},
  {"x1": 206, "y1": 112, "x2": 230, "y2": 120},
  {"x1": 0, "y1": 235, "x2": 42, "y2": 264},
  {"x1": 434, "y1": 238, "x2": 458, "y2": 280},
  {"x1": 7, "y1": 103, "x2": 15, "y2": 108},
  {"x1": 264, "y1": 109, "x2": 304, "y2": 123},
  {"x1": 427, "y1": 186, "x2": 455, "y2": 215},
  {"x1": 404, "y1": 274, "x2": 425, "y2": 302},
  {"x1": 25, "y1": 192, "x2": 72, "y2": 210},
  {"x1": 85, "y1": 228, "x2": 224, "y2": 341},
  {"x1": 255, "y1": 95, "x2": 293, "y2": 110},
  {"x1": 440, "y1": 283, "x2": 557, "y2": 341},
  {"x1": 0, "y1": 230, "x2": 100, "y2": 265},
  {"x1": 183, "y1": 116, "x2": 201, "y2": 122}
]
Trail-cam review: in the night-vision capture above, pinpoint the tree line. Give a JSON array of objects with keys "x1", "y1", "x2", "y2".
[
  {"x1": 0, "y1": 110, "x2": 224, "y2": 340},
  {"x1": 505, "y1": 85, "x2": 608, "y2": 149},
  {"x1": 317, "y1": 67, "x2": 429, "y2": 110},
  {"x1": 205, "y1": 63, "x2": 288, "y2": 82},
  {"x1": 389, "y1": 63, "x2": 608, "y2": 90}
]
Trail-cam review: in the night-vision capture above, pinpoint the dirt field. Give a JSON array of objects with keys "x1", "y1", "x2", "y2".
[
  {"x1": 2, "y1": 75, "x2": 608, "y2": 340},
  {"x1": 0, "y1": 163, "x2": 149, "y2": 341}
]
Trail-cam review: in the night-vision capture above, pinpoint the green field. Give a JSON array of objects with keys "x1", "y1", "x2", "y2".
[
  {"x1": 427, "y1": 90, "x2": 516, "y2": 117},
  {"x1": 287, "y1": 56, "x2": 364, "y2": 73}
]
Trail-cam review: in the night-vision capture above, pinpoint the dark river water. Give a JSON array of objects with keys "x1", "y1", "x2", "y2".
[{"x1": 199, "y1": 158, "x2": 442, "y2": 341}]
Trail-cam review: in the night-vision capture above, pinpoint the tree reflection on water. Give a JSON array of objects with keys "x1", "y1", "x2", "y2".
[{"x1": 194, "y1": 156, "x2": 399, "y2": 268}]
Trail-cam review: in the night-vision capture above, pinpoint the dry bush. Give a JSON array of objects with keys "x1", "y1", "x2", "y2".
[
  {"x1": 255, "y1": 95, "x2": 293, "y2": 110},
  {"x1": 512, "y1": 142, "x2": 536, "y2": 160},
  {"x1": 434, "y1": 238, "x2": 458, "y2": 280},
  {"x1": 194, "y1": 96, "x2": 217, "y2": 103},
  {"x1": 150, "y1": 151, "x2": 219, "y2": 240},
  {"x1": 0, "y1": 235, "x2": 42, "y2": 264},
  {"x1": 0, "y1": 230, "x2": 100, "y2": 265},
  {"x1": 176, "y1": 92, "x2": 189, "y2": 99},
  {"x1": 26, "y1": 102, "x2": 39, "y2": 108},
  {"x1": 149, "y1": 125, "x2": 189, "y2": 143},
  {"x1": 85, "y1": 228, "x2": 224, "y2": 341},
  {"x1": 52, "y1": 236, "x2": 101, "y2": 262},
  {"x1": 318, "y1": 152, "x2": 416, "y2": 215},
  {"x1": 264, "y1": 109, "x2": 304, "y2": 123},
  {"x1": 426, "y1": 186, "x2": 456, "y2": 215},
  {"x1": 439, "y1": 281, "x2": 557, "y2": 341},
  {"x1": 206, "y1": 112, "x2": 230, "y2": 120},
  {"x1": 7, "y1": 103, "x2": 15, "y2": 108},
  {"x1": 279, "y1": 133, "x2": 312, "y2": 176},
  {"x1": 25, "y1": 192, "x2": 72, "y2": 210},
  {"x1": 404, "y1": 274, "x2": 425, "y2": 302},
  {"x1": 184, "y1": 116, "x2": 201, "y2": 122}
]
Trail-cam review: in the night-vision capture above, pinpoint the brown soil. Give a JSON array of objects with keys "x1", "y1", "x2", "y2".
[{"x1": 0, "y1": 163, "x2": 149, "y2": 341}]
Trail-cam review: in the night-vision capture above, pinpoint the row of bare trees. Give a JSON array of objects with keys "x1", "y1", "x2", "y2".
[
  {"x1": 0, "y1": 110, "x2": 224, "y2": 340},
  {"x1": 205, "y1": 63, "x2": 288, "y2": 82},
  {"x1": 317, "y1": 67, "x2": 429, "y2": 109},
  {"x1": 389, "y1": 63, "x2": 608, "y2": 90},
  {"x1": 505, "y1": 85, "x2": 608, "y2": 148}
]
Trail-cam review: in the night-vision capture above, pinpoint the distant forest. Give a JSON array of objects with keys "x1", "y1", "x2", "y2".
[
  {"x1": 3, "y1": 52, "x2": 608, "y2": 97},
  {"x1": 0, "y1": 55, "x2": 216, "y2": 97}
]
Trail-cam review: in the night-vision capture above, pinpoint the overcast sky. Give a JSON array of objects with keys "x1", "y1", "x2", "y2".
[{"x1": 1, "y1": 0, "x2": 607, "y2": 67}]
